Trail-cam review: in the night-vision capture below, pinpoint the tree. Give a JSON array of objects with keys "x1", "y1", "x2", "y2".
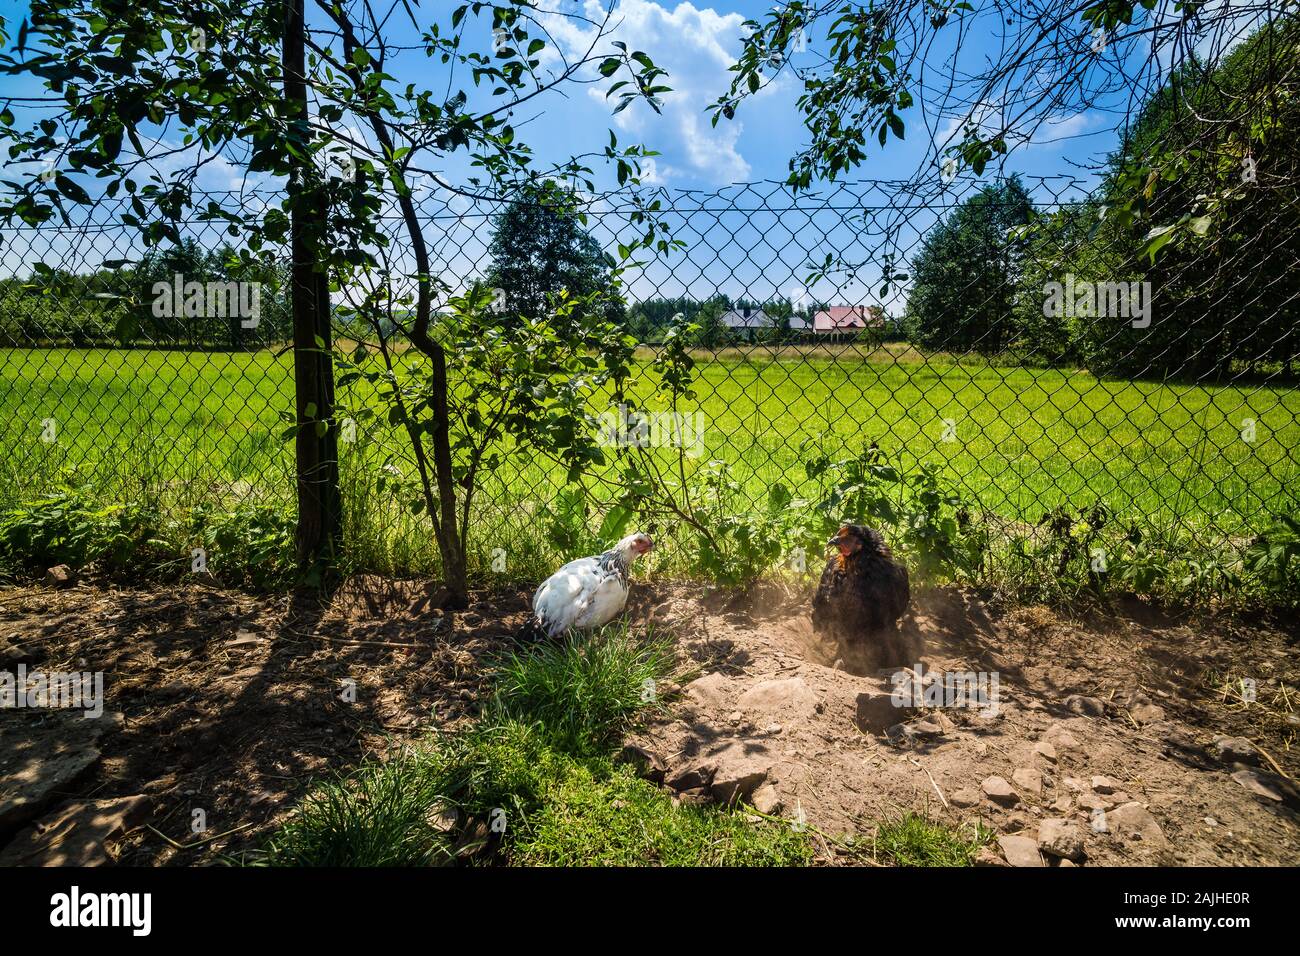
[
  {"x1": 709, "y1": 2, "x2": 1297, "y2": 288},
  {"x1": 906, "y1": 177, "x2": 1035, "y2": 355},
  {"x1": 0, "y1": 2, "x2": 669, "y2": 605},
  {"x1": 484, "y1": 180, "x2": 623, "y2": 328},
  {"x1": 1045, "y1": 16, "x2": 1300, "y2": 380}
]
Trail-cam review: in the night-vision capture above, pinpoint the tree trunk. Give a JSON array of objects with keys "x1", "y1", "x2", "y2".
[{"x1": 285, "y1": 0, "x2": 342, "y2": 577}]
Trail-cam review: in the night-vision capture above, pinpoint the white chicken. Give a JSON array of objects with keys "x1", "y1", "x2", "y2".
[{"x1": 520, "y1": 532, "x2": 654, "y2": 640}]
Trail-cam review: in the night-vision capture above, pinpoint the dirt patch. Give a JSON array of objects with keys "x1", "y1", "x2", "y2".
[
  {"x1": 0, "y1": 575, "x2": 524, "y2": 864},
  {"x1": 0, "y1": 575, "x2": 1296, "y2": 866},
  {"x1": 628, "y1": 584, "x2": 1300, "y2": 865}
]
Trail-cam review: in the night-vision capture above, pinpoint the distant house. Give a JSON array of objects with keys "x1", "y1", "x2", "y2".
[
  {"x1": 717, "y1": 306, "x2": 772, "y2": 341},
  {"x1": 813, "y1": 305, "x2": 885, "y2": 336},
  {"x1": 718, "y1": 306, "x2": 771, "y2": 330}
]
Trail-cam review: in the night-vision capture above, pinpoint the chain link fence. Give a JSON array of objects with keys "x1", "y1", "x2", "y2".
[{"x1": 2, "y1": 176, "x2": 1298, "y2": 579}]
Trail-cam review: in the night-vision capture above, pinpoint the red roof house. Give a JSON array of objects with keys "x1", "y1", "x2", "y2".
[{"x1": 813, "y1": 305, "x2": 885, "y2": 333}]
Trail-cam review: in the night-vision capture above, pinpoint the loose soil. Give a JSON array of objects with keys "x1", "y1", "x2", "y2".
[{"x1": 0, "y1": 574, "x2": 1296, "y2": 865}]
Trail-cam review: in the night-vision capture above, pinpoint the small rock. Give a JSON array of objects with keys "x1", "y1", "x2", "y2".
[
  {"x1": 1091, "y1": 775, "x2": 1120, "y2": 794},
  {"x1": 1038, "y1": 818, "x2": 1086, "y2": 861},
  {"x1": 43, "y1": 565, "x2": 75, "y2": 589},
  {"x1": 737, "y1": 677, "x2": 817, "y2": 717},
  {"x1": 1077, "y1": 793, "x2": 1113, "y2": 812},
  {"x1": 0, "y1": 711, "x2": 120, "y2": 831},
  {"x1": 673, "y1": 741, "x2": 775, "y2": 805},
  {"x1": 950, "y1": 788, "x2": 980, "y2": 809},
  {"x1": 1107, "y1": 802, "x2": 1169, "y2": 848},
  {"x1": 1211, "y1": 736, "x2": 1257, "y2": 763},
  {"x1": 0, "y1": 795, "x2": 152, "y2": 866},
  {"x1": 1033, "y1": 741, "x2": 1058, "y2": 763},
  {"x1": 684, "y1": 672, "x2": 732, "y2": 709},
  {"x1": 1064, "y1": 695, "x2": 1106, "y2": 718},
  {"x1": 1056, "y1": 858, "x2": 1078, "y2": 868},
  {"x1": 1052, "y1": 796, "x2": 1073, "y2": 813},
  {"x1": 982, "y1": 776, "x2": 1020, "y2": 807},
  {"x1": 1230, "y1": 767, "x2": 1295, "y2": 804},
  {"x1": 1129, "y1": 702, "x2": 1165, "y2": 724},
  {"x1": 751, "y1": 784, "x2": 781, "y2": 815},
  {"x1": 973, "y1": 847, "x2": 1008, "y2": 867},
  {"x1": 997, "y1": 834, "x2": 1045, "y2": 867},
  {"x1": 1012, "y1": 767, "x2": 1043, "y2": 794}
]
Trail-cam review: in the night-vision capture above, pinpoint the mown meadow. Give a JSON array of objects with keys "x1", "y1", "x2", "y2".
[{"x1": 2, "y1": 343, "x2": 1298, "y2": 585}]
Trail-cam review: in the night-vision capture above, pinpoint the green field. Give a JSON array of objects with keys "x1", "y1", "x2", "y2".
[{"x1": 3, "y1": 345, "x2": 1298, "y2": 576}]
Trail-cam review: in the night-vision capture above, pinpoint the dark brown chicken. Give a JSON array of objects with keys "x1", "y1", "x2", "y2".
[{"x1": 812, "y1": 524, "x2": 913, "y2": 667}]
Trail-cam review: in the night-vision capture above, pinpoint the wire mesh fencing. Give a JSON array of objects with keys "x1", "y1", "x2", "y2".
[{"x1": 1, "y1": 176, "x2": 1297, "y2": 581}]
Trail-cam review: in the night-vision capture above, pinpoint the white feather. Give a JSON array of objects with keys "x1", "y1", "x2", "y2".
[{"x1": 530, "y1": 532, "x2": 651, "y2": 638}]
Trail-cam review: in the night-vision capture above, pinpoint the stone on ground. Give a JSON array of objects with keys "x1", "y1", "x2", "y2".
[
  {"x1": 1231, "y1": 767, "x2": 1295, "y2": 805},
  {"x1": 0, "y1": 711, "x2": 122, "y2": 831},
  {"x1": 683, "y1": 672, "x2": 733, "y2": 709},
  {"x1": 1038, "y1": 818, "x2": 1086, "y2": 861},
  {"x1": 1212, "y1": 736, "x2": 1257, "y2": 763},
  {"x1": 997, "y1": 834, "x2": 1045, "y2": 867},
  {"x1": 1106, "y1": 802, "x2": 1169, "y2": 848},
  {"x1": 1012, "y1": 767, "x2": 1043, "y2": 794},
  {"x1": 982, "y1": 776, "x2": 1020, "y2": 806},
  {"x1": 43, "y1": 565, "x2": 75, "y2": 589},
  {"x1": 1064, "y1": 695, "x2": 1106, "y2": 717},
  {"x1": 1032, "y1": 741, "x2": 1058, "y2": 763},
  {"x1": 737, "y1": 677, "x2": 817, "y2": 717},
  {"x1": 0, "y1": 795, "x2": 151, "y2": 866}
]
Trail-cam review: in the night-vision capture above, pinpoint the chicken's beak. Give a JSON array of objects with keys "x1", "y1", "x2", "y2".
[{"x1": 826, "y1": 535, "x2": 843, "y2": 556}]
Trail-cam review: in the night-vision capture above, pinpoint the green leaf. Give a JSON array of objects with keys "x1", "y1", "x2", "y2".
[{"x1": 597, "y1": 505, "x2": 634, "y2": 543}]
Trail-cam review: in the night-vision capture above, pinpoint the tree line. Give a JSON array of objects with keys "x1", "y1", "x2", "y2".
[{"x1": 907, "y1": 18, "x2": 1299, "y2": 381}]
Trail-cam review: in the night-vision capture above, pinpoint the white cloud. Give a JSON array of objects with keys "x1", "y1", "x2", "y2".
[{"x1": 544, "y1": 0, "x2": 754, "y2": 184}]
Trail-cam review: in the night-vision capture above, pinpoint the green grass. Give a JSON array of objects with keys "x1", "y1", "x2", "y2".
[
  {"x1": 265, "y1": 625, "x2": 812, "y2": 867},
  {"x1": 2, "y1": 344, "x2": 1298, "y2": 580},
  {"x1": 867, "y1": 812, "x2": 994, "y2": 867},
  {"x1": 487, "y1": 630, "x2": 674, "y2": 758},
  {"x1": 513, "y1": 762, "x2": 812, "y2": 866}
]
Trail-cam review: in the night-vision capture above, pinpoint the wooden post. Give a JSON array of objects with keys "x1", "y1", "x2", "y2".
[{"x1": 284, "y1": 0, "x2": 342, "y2": 575}]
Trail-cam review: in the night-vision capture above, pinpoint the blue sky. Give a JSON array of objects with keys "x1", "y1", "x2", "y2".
[{"x1": 0, "y1": 0, "x2": 1131, "y2": 193}]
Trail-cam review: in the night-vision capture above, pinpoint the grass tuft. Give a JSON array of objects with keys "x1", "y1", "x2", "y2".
[
  {"x1": 868, "y1": 811, "x2": 993, "y2": 867},
  {"x1": 488, "y1": 624, "x2": 673, "y2": 758},
  {"x1": 513, "y1": 762, "x2": 813, "y2": 867},
  {"x1": 265, "y1": 746, "x2": 453, "y2": 867}
]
